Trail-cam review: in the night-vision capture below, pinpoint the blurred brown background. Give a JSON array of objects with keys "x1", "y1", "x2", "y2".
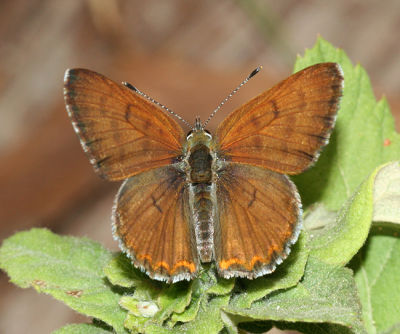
[{"x1": 0, "y1": 1, "x2": 399, "y2": 333}]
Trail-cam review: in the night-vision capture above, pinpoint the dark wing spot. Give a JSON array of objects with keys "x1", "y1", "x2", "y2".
[
  {"x1": 309, "y1": 133, "x2": 328, "y2": 144},
  {"x1": 125, "y1": 105, "x2": 133, "y2": 122},
  {"x1": 96, "y1": 156, "x2": 111, "y2": 168},
  {"x1": 328, "y1": 94, "x2": 340, "y2": 108},
  {"x1": 74, "y1": 120, "x2": 87, "y2": 130},
  {"x1": 293, "y1": 149, "x2": 314, "y2": 160},
  {"x1": 270, "y1": 99, "x2": 279, "y2": 118},
  {"x1": 151, "y1": 195, "x2": 163, "y2": 213},
  {"x1": 248, "y1": 189, "x2": 257, "y2": 208},
  {"x1": 316, "y1": 115, "x2": 335, "y2": 127},
  {"x1": 85, "y1": 138, "x2": 101, "y2": 146}
]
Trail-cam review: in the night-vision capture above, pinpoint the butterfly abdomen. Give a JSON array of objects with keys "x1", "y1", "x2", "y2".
[
  {"x1": 190, "y1": 183, "x2": 215, "y2": 263},
  {"x1": 187, "y1": 141, "x2": 216, "y2": 263}
]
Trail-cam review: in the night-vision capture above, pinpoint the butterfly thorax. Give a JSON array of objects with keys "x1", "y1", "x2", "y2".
[
  {"x1": 188, "y1": 144, "x2": 212, "y2": 183},
  {"x1": 184, "y1": 130, "x2": 218, "y2": 263}
]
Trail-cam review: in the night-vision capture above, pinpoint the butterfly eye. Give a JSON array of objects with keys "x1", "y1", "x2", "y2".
[
  {"x1": 186, "y1": 130, "x2": 194, "y2": 139},
  {"x1": 204, "y1": 129, "x2": 212, "y2": 138}
]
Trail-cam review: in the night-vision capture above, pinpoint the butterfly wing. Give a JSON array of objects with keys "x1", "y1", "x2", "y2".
[
  {"x1": 216, "y1": 63, "x2": 343, "y2": 175},
  {"x1": 215, "y1": 163, "x2": 301, "y2": 278},
  {"x1": 113, "y1": 165, "x2": 199, "y2": 283},
  {"x1": 64, "y1": 69, "x2": 185, "y2": 181}
]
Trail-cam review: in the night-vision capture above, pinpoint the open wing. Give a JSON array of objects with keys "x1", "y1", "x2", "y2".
[
  {"x1": 64, "y1": 69, "x2": 185, "y2": 181},
  {"x1": 113, "y1": 165, "x2": 199, "y2": 283},
  {"x1": 215, "y1": 163, "x2": 301, "y2": 279},
  {"x1": 216, "y1": 63, "x2": 343, "y2": 175}
]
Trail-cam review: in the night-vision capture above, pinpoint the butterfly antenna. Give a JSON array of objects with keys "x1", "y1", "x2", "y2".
[
  {"x1": 202, "y1": 66, "x2": 262, "y2": 128},
  {"x1": 123, "y1": 82, "x2": 192, "y2": 129}
]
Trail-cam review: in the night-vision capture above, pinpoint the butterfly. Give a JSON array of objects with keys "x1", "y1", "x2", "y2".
[{"x1": 64, "y1": 63, "x2": 343, "y2": 283}]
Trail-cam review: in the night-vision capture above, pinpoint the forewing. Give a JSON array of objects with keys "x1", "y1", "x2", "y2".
[
  {"x1": 216, "y1": 63, "x2": 343, "y2": 174},
  {"x1": 215, "y1": 163, "x2": 301, "y2": 279},
  {"x1": 64, "y1": 69, "x2": 185, "y2": 181},
  {"x1": 113, "y1": 165, "x2": 199, "y2": 283}
]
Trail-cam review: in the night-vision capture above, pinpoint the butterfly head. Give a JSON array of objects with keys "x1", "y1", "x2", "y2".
[{"x1": 185, "y1": 117, "x2": 213, "y2": 148}]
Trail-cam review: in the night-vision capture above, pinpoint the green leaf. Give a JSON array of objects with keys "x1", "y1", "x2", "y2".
[
  {"x1": 124, "y1": 312, "x2": 155, "y2": 334},
  {"x1": 224, "y1": 257, "x2": 366, "y2": 333},
  {"x1": 118, "y1": 280, "x2": 193, "y2": 332},
  {"x1": 104, "y1": 253, "x2": 149, "y2": 288},
  {"x1": 119, "y1": 268, "x2": 229, "y2": 332},
  {"x1": 169, "y1": 269, "x2": 219, "y2": 325},
  {"x1": 155, "y1": 281, "x2": 193, "y2": 322},
  {"x1": 119, "y1": 296, "x2": 160, "y2": 318},
  {"x1": 293, "y1": 37, "x2": 400, "y2": 211},
  {"x1": 146, "y1": 295, "x2": 230, "y2": 334},
  {"x1": 230, "y1": 232, "x2": 309, "y2": 308},
  {"x1": 0, "y1": 229, "x2": 127, "y2": 334},
  {"x1": 104, "y1": 253, "x2": 162, "y2": 301},
  {"x1": 52, "y1": 323, "x2": 112, "y2": 334},
  {"x1": 373, "y1": 162, "x2": 400, "y2": 224},
  {"x1": 206, "y1": 277, "x2": 235, "y2": 295},
  {"x1": 303, "y1": 203, "x2": 337, "y2": 231},
  {"x1": 170, "y1": 293, "x2": 203, "y2": 324},
  {"x1": 350, "y1": 225, "x2": 400, "y2": 333},
  {"x1": 120, "y1": 296, "x2": 160, "y2": 333},
  {"x1": 307, "y1": 164, "x2": 380, "y2": 266},
  {"x1": 307, "y1": 162, "x2": 400, "y2": 267}
]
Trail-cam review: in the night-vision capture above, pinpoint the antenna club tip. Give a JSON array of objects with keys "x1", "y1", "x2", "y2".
[
  {"x1": 248, "y1": 65, "x2": 263, "y2": 79},
  {"x1": 123, "y1": 81, "x2": 138, "y2": 92}
]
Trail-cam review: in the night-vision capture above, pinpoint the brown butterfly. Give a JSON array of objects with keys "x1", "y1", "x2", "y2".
[{"x1": 64, "y1": 63, "x2": 343, "y2": 283}]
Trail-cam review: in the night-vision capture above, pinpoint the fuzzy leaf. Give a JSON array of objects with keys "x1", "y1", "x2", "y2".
[
  {"x1": 104, "y1": 253, "x2": 162, "y2": 302},
  {"x1": 155, "y1": 281, "x2": 193, "y2": 322},
  {"x1": 169, "y1": 269, "x2": 219, "y2": 325},
  {"x1": 303, "y1": 203, "x2": 337, "y2": 231},
  {"x1": 119, "y1": 269, "x2": 227, "y2": 332},
  {"x1": 293, "y1": 37, "x2": 400, "y2": 211},
  {"x1": 224, "y1": 258, "x2": 365, "y2": 333},
  {"x1": 350, "y1": 225, "x2": 400, "y2": 333},
  {"x1": 120, "y1": 296, "x2": 160, "y2": 333},
  {"x1": 146, "y1": 295, "x2": 230, "y2": 334},
  {"x1": 119, "y1": 296, "x2": 159, "y2": 318},
  {"x1": 206, "y1": 277, "x2": 235, "y2": 296},
  {"x1": 104, "y1": 253, "x2": 149, "y2": 288},
  {"x1": 0, "y1": 229, "x2": 126, "y2": 333},
  {"x1": 307, "y1": 162, "x2": 400, "y2": 268},
  {"x1": 124, "y1": 313, "x2": 155, "y2": 334},
  {"x1": 373, "y1": 162, "x2": 400, "y2": 224},
  {"x1": 170, "y1": 294, "x2": 203, "y2": 324},
  {"x1": 52, "y1": 323, "x2": 112, "y2": 334},
  {"x1": 307, "y1": 164, "x2": 379, "y2": 266}
]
